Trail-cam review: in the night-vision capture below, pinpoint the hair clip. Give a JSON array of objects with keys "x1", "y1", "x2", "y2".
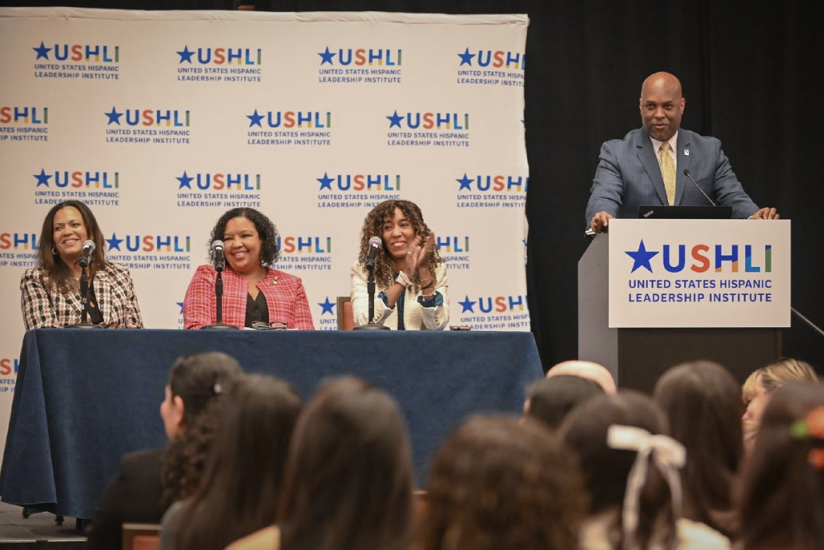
[
  {"x1": 789, "y1": 406, "x2": 824, "y2": 470},
  {"x1": 213, "y1": 382, "x2": 223, "y2": 395}
]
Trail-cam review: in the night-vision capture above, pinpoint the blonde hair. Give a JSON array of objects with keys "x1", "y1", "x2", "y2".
[{"x1": 742, "y1": 358, "x2": 818, "y2": 404}]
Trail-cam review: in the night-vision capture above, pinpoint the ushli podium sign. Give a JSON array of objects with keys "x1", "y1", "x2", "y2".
[{"x1": 579, "y1": 219, "x2": 790, "y2": 392}]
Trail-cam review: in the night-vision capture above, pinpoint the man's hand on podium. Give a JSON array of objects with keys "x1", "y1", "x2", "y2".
[{"x1": 749, "y1": 207, "x2": 780, "y2": 220}]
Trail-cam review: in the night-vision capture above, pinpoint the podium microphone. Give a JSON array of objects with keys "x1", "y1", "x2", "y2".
[
  {"x1": 212, "y1": 240, "x2": 226, "y2": 272},
  {"x1": 365, "y1": 236, "x2": 381, "y2": 270},
  {"x1": 683, "y1": 169, "x2": 717, "y2": 206},
  {"x1": 78, "y1": 240, "x2": 96, "y2": 268}
]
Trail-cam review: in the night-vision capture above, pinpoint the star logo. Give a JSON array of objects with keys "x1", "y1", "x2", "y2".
[
  {"x1": 247, "y1": 109, "x2": 264, "y2": 127},
  {"x1": 317, "y1": 172, "x2": 334, "y2": 190},
  {"x1": 107, "y1": 233, "x2": 124, "y2": 251},
  {"x1": 177, "y1": 46, "x2": 194, "y2": 64},
  {"x1": 105, "y1": 107, "x2": 123, "y2": 125},
  {"x1": 34, "y1": 169, "x2": 52, "y2": 187},
  {"x1": 177, "y1": 302, "x2": 184, "y2": 315},
  {"x1": 318, "y1": 47, "x2": 336, "y2": 65},
  {"x1": 459, "y1": 295, "x2": 476, "y2": 313},
  {"x1": 456, "y1": 173, "x2": 473, "y2": 190},
  {"x1": 318, "y1": 297, "x2": 336, "y2": 316},
  {"x1": 33, "y1": 41, "x2": 51, "y2": 60},
  {"x1": 457, "y1": 47, "x2": 475, "y2": 66},
  {"x1": 386, "y1": 110, "x2": 403, "y2": 128},
  {"x1": 625, "y1": 240, "x2": 659, "y2": 273},
  {"x1": 177, "y1": 171, "x2": 194, "y2": 189}
]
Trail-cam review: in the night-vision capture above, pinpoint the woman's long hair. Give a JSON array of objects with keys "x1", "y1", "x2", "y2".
[
  {"x1": 277, "y1": 376, "x2": 413, "y2": 550},
  {"x1": 37, "y1": 200, "x2": 108, "y2": 293},
  {"x1": 559, "y1": 391, "x2": 678, "y2": 550},
  {"x1": 356, "y1": 200, "x2": 442, "y2": 292},
  {"x1": 740, "y1": 383, "x2": 824, "y2": 550},
  {"x1": 159, "y1": 351, "x2": 243, "y2": 508},
  {"x1": 174, "y1": 375, "x2": 303, "y2": 550},
  {"x1": 414, "y1": 415, "x2": 586, "y2": 550},
  {"x1": 653, "y1": 360, "x2": 743, "y2": 539}
]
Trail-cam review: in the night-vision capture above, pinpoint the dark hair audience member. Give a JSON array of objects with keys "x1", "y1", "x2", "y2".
[
  {"x1": 226, "y1": 376, "x2": 413, "y2": 550},
  {"x1": 413, "y1": 415, "x2": 585, "y2": 550},
  {"x1": 654, "y1": 361, "x2": 743, "y2": 540},
  {"x1": 739, "y1": 383, "x2": 824, "y2": 550},
  {"x1": 85, "y1": 351, "x2": 242, "y2": 550},
  {"x1": 560, "y1": 391, "x2": 730, "y2": 549},
  {"x1": 525, "y1": 374, "x2": 605, "y2": 429},
  {"x1": 160, "y1": 374, "x2": 303, "y2": 550}
]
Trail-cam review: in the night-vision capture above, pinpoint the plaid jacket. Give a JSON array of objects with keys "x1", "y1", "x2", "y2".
[
  {"x1": 183, "y1": 265, "x2": 314, "y2": 330},
  {"x1": 20, "y1": 263, "x2": 144, "y2": 330}
]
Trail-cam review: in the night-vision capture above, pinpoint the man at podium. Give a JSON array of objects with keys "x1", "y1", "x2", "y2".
[{"x1": 586, "y1": 71, "x2": 779, "y2": 234}]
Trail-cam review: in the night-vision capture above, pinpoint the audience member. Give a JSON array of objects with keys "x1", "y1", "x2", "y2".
[
  {"x1": 159, "y1": 374, "x2": 302, "y2": 550},
  {"x1": 654, "y1": 361, "x2": 743, "y2": 540},
  {"x1": 413, "y1": 415, "x2": 585, "y2": 550},
  {"x1": 226, "y1": 376, "x2": 413, "y2": 550},
  {"x1": 742, "y1": 358, "x2": 818, "y2": 454},
  {"x1": 85, "y1": 351, "x2": 242, "y2": 550},
  {"x1": 560, "y1": 391, "x2": 730, "y2": 549},
  {"x1": 546, "y1": 360, "x2": 617, "y2": 394},
  {"x1": 739, "y1": 383, "x2": 824, "y2": 550},
  {"x1": 525, "y1": 375, "x2": 605, "y2": 429}
]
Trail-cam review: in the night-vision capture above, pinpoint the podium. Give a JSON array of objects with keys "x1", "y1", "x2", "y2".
[{"x1": 578, "y1": 219, "x2": 789, "y2": 393}]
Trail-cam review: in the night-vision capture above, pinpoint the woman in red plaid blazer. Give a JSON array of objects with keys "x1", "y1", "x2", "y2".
[
  {"x1": 183, "y1": 208, "x2": 314, "y2": 330},
  {"x1": 20, "y1": 200, "x2": 143, "y2": 329}
]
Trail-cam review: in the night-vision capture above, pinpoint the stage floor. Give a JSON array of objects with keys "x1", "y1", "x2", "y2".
[{"x1": 0, "y1": 501, "x2": 84, "y2": 549}]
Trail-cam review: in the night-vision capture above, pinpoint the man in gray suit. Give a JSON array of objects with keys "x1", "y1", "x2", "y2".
[{"x1": 586, "y1": 72, "x2": 779, "y2": 234}]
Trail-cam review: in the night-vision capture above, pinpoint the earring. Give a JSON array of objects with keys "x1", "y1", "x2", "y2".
[{"x1": 52, "y1": 246, "x2": 58, "y2": 255}]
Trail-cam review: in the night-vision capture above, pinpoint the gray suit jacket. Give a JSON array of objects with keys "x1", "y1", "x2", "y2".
[{"x1": 585, "y1": 128, "x2": 759, "y2": 225}]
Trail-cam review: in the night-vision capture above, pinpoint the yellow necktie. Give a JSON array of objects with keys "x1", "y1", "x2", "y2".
[{"x1": 659, "y1": 142, "x2": 676, "y2": 205}]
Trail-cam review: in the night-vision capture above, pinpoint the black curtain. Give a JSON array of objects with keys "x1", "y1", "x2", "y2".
[{"x1": 10, "y1": 0, "x2": 821, "y2": 371}]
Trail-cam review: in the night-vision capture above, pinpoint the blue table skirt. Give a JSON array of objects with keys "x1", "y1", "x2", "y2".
[{"x1": 0, "y1": 328, "x2": 543, "y2": 519}]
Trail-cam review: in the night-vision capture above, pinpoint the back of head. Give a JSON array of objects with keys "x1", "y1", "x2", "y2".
[
  {"x1": 416, "y1": 415, "x2": 585, "y2": 550},
  {"x1": 559, "y1": 391, "x2": 677, "y2": 549},
  {"x1": 743, "y1": 357, "x2": 818, "y2": 402},
  {"x1": 653, "y1": 361, "x2": 742, "y2": 538},
  {"x1": 527, "y1": 375, "x2": 605, "y2": 430},
  {"x1": 161, "y1": 351, "x2": 244, "y2": 507},
  {"x1": 547, "y1": 360, "x2": 617, "y2": 394},
  {"x1": 278, "y1": 376, "x2": 413, "y2": 550},
  {"x1": 740, "y1": 383, "x2": 824, "y2": 550},
  {"x1": 177, "y1": 374, "x2": 303, "y2": 550}
]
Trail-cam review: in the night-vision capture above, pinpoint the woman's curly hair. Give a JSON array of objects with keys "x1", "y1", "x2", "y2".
[
  {"x1": 356, "y1": 200, "x2": 442, "y2": 292},
  {"x1": 207, "y1": 208, "x2": 280, "y2": 266},
  {"x1": 159, "y1": 352, "x2": 243, "y2": 508}
]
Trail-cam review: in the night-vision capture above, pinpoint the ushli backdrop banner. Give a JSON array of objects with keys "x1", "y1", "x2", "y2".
[{"x1": 0, "y1": 8, "x2": 530, "y2": 446}]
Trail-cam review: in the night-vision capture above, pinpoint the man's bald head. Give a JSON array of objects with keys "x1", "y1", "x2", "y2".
[
  {"x1": 546, "y1": 360, "x2": 617, "y2": 394},
  {"x1": 639, "y1": 71, "x2": 685, "y2": 142}
]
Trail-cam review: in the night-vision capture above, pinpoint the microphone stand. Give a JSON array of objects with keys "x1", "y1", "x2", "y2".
[
  {"x1": 201, "y1": 266, "x2": 239, "y2": 330},
  {"x1": 354, "y1": 265, "x2": 390, "y2": 331},
  {"x1": 71, "y1": 264, "x2": 100, "y2": 328}
]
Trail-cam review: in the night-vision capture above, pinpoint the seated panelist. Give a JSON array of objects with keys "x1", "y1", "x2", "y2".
[
  {"x1": 183, "y1": 207, "x2": 314, "y2": 330},
  {"x1": 20, "y1": 200, "x2": 143, "y2": 329},
  {"x1": 350, "y1": 199, "x2": 448, "y2": 330}
]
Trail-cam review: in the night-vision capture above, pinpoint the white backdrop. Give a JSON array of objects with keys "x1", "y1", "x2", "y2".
[{"x1": 0, "y1": 8, "x2": 530, "y2": 455}]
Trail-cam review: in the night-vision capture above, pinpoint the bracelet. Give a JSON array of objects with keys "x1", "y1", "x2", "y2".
[
  {"x1": 420, "y1": 279, "x2": 435, "y2": 291},
  {"x1": 421, "y1": 291, "x2": 437, "y2": 301},
  {"x1": 395, "y1": 271, "x2": 412, "y2": 288}
]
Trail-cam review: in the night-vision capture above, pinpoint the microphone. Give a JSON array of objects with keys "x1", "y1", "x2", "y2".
[
  {"x1": 365, "y1": 236, "x2": 382, "y2": 270},
  {"x1": 211, "y1": 240, "x2": 226, "y2": 272},
  {"x1": 78, "y1": 240, "x2": 95, "y2": 268},
  {"x1": 683, "y1": 169, "x2": 717, "y2": 206}
]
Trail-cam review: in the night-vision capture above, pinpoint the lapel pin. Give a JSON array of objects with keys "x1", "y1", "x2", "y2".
[{"x1": 684, "y1": 149, "x2": 690, "y2": 156}]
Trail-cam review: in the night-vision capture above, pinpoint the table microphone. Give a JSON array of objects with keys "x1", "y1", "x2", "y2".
[
  {"x1": 78, "y1": 240, "x2": 96, "y2": 268},
  {"x1": 683, "y1": 169, "x2": 717, "y2": 206},
  {"x1": 211, "y1": 240, "x2": 226, "y2": 272},
  {"x1": 365, "y1": 236, "x2": 381, "y2": 270}
]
